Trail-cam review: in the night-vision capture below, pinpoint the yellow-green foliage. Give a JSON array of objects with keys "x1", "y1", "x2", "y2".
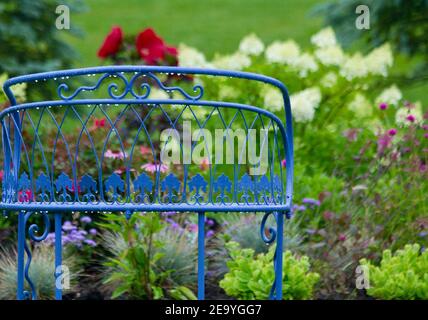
[
  {"x1": 220, "y1": 241, "x2": 319, "y2": 300},
  {"x1": 360, "y1": 244, "x2": 428, "y2": 299}
]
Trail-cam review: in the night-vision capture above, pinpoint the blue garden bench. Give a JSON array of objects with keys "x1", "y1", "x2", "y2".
[{"x1": 1, "y1": 66, "x2": 293, "y2": 300}]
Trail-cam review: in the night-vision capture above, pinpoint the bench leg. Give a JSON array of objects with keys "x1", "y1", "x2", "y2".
[
  {"x1": 197, "y1": 211, "x2": 205, "y2": 300},
  {"x1": 17, "y1": 210, "x2": 25, "y2": 300},
  {"x1": 274, "y1": 211, "x2": 284, "y2": 300},
  {"x1": 54, "y1": 212, "x2": 62, "y2": 300}
]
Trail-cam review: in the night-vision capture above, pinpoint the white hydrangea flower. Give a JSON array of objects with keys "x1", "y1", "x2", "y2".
[
  {"x1": 218, "y1": 85, "x2": 240, "y2": 100},
  {"x1": 375, "y1": 84, "x2": 402, "y2": 106},
  {"x1": 149, "y1": 88, "x2": 169, "y2": 100},
  {"x1": 178, "y1": 44, "x2": 211, "y2": 68},
  {"x1": 321, "y1": 72, "x2": 338, "y2": 88},
  {"x1": 239, "y1": 33, "x2": 265, "y2": 56},
  {"x1": 212, "y1": 52, "x2": 251, "y2": 70},
  {"x1": 395, "y1": 102, "x2": 423, "y2": 126},
  {"x1": 347, "y1": 93, "x2": 373, "y2": 118},
  {"x1": 310, "y1": 27, "x2": 337, "y2": 48},
  {"x1": 265, "y1": 40, "x2": 300, "y2": 64},
  {"x1": 12, "y1": 83, "x2": 27, "y2": 101},
  {"x1": 290, "y1": 87, "x2": 322, "y2": 123},
  {"x1": 0, "y1": 73, "x2": 26, "y2": 102},
  {"x1": 365, "y1": 44, "x2": 393, "y2": 77},
  {"x1": 263, "y1": 87, "x2": 283, "y2": 112},
  {"x1": 314, "y1": 45, "x2": 345, "y2": 66},
  {"x1": 340, "y1": 53, "x2": 368, "y2": 80},
  {"x1": 289, "y1": 53, "x2": 318, "y2": 77}
]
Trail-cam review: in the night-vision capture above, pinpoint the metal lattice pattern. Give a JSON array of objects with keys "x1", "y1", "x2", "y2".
[{"x1": 1, "y1": 66, "x2": 293, "y2": 301}]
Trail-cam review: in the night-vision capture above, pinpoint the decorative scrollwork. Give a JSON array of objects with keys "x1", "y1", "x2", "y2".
[
  {"x1": 23, "y1": 211, "x2": 51, "y2": 300},
  {"x1": 133, "y1": 173, "x2": 153, "y2": 203},
  {"x1": 272, "y1": 175, "x2": 283, "y2": 203},
  {"x1": 57, "y1": 73, "x2": 128, "y2": 100},
  {"x1": 188, "y1": 174, "x2": 207, "y2": 204},
  {"x1": 105, "y1": 173, "x2": 124, "y2": 202},
  {"x1": 257, "y1": 175, "x2": 271, "y2": 204},
  {"x1": 18, "y1": 172, "x2": 32, "y2": 202},
  {"x1": 79, "y1": 174, "x2": 97, "y2": 202},
  {"x1": 260, "y1": 211, "x2": 277, "y2": 244},
  {"x1": 143, "y1": 72, "x2": 204, "y2": 101},
  {"x1": 35, "y1": 172, "x2": 51, "y2": 202},
  {"x1": 57, "y1": 71, "x2": 204, "y2": 101},
  {"x1": 213, "y1": 174, "x2": 232, "y2": 204},
  {"x1": 161, "y1": 173, "x2": 181, "y2": 203},
  {"x1": 238, "y1": 174, "x2": 254, "y2": 204},
  {"x1": 55, "y1": 172, "x2": 73, "y2": 202}
]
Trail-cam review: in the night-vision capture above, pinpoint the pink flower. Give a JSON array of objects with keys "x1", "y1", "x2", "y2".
[
  {"x1": 377, "y1": 133, "x2": 393, "y2": 155},
  {"x1": 406, "y1": 114, "x2": 416, "y2": 123},
  {"x1": 141, "y1": 163, "x2": 169, "y2": 173},
  {"x1": 379, "y1": 102, "x2": 388, "y2": 110},
  {"x1": 323, "y1": 211, "x2": 334, "y2": 220},
  {"x1": 422, "y1": 124, "x2": 428, "y2": 131},
  {"x1": 388, "y1": 128, "x2": 397, "y2": 136},
  {"x1": 338, "y1": 234, "x2": 346, "y2": 242},
  {"x1": 0, "y1": 170, "x2": 3, "y2": 181},
  {"x1": 424, "y1": 133, "x2": 428, "y2": 139},
  {"x1": 343, "y1": 128, "x2": 360, "y2": 142},
  {"x1": 188, "y1": 223, "x2": 198, "y2": 233},
  {"x1": 200, "y1": 157, "x2": 210, "y2": 171},
  {"x1": 104, "y1": 149, "x2": 126, "y2": 160},
  {"x1": 140, "y1": 146, "x2": 152, "y2": 156},
  {"x1": 281, "y1": 159, "x2": 286, "y2": 168}
]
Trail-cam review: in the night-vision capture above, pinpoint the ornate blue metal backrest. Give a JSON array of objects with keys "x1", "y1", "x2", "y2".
[
  {"x1": 1, "y1": 66, "x2": 293, "y2": 213},
  {"x1": 1, "y1": 66, "x2": 293, "y2": 301}
]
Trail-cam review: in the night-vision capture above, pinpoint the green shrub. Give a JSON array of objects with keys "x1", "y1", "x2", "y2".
[
  {"x1": 100, "y1": 213, "x2": 197, "y2": 300},
  {"x1": 220, "y1": 241, "x2": 319, "y2": 300},
  {"x1": 360, "y1": 244, "x2": 428, "y2": 299}
]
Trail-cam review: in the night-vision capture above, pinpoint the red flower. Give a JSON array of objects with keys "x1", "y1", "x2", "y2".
[
  {"x1": 135, "y1": 28, "x2": 177, "y2": 65},
  {"x1": 97, "y1": 26, "x2": 123, "y2": 59},
  {"x1": 18, "y1": 190, "x2": 33, "y2": 202},
  {"x1": 94, "y1": 118, "x2": 106, "y2": 129}
]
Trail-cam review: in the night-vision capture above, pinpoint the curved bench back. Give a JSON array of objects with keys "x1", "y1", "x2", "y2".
[{"x1": 1, "y1": 66, "x2": 293, "y2": 213}]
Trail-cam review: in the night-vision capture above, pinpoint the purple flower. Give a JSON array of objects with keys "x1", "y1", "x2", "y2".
[
  {"x1": 84, "y1": 239, "x2": 97, "y2": 247},
  {"x1": 406, "y1": 114, "x2": 416, "y2": 123},
  {"x1": 188, "y1": 223, "x2": 198, "y2": 233},
  {"x1": 424, "y1": 133, "x2": 428, "y2": 139},
  {"x1": 89, "y1": 228, "x2": 97, "y2": 236},
  {"x1": 281, "y1": 159, "x2": 286, "y2": 168},
  {"x1": 161, "y1": 211, "x2": 177, "y2": 217},
  {"x1": 338, "y1": 234, "x2": 346, "y2": 242},
  {"x1": 62, "y1": 221, "x2": 76, "y2": 231},
  {"x1": 388, "y1": 128, "x2": 397, "y2": 136},
  {"x1": 379, "y1": 102, "x2": 388, "y2": 110},
  {"x1": 302, "y1": 198, "x2": 321, "y2": 206},
  {"x1": 377, "y1": 133, "x2": 393, "y2": 155},
  {"x1": 80, "y1": 216, "x2": 92, "y2": 224},
  {"x1": 206, "y1": 218, "x2": 214, "y2": 226},
  {"x1": 207, "y1": 230, "x2": 215, "y2": 238}
]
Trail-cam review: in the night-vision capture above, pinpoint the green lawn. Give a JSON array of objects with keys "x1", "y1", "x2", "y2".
[
  {"x1": 67, "y1": 0, "x2": 322, "y2": 66},
  {"x1": 66, "y1": 0, "x2": 426, "y2": 104}
]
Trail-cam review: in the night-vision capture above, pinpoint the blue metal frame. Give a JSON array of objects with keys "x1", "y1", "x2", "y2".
[{"x1": 1, "y1": 66, "x2": 293, "y2": 300}]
